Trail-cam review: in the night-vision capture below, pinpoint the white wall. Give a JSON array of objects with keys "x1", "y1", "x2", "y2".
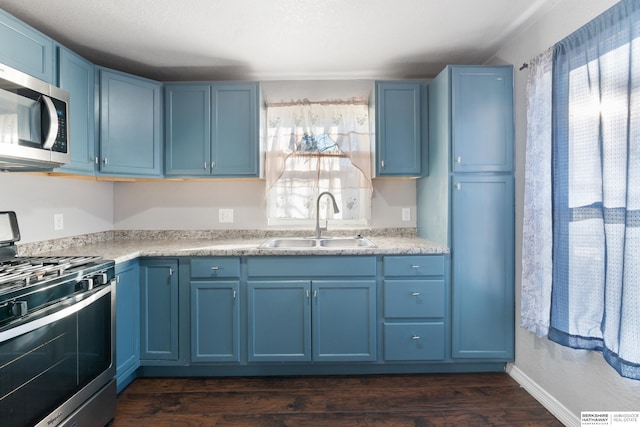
[
  {"x1": 489, "y1": 0, "x2": 640, "y2": 419},
  {"x1": 0, "y1": 173, "x2": 113, "y2": 243},
  {"x1": 113, "y1": 178, "x2": 416, "y2": 230}
]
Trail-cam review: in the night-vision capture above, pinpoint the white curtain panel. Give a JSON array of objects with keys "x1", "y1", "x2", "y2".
[
  {"x1": 264, "y1": 101, "x2": 373, "y2": 221},
  {"x1": 521, "y1": 48, "x2": 554, "y2": 337}
]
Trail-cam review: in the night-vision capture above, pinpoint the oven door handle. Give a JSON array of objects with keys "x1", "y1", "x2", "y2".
[{"x1": 0, "y1": 285, "x2": 111, "y2": 344}]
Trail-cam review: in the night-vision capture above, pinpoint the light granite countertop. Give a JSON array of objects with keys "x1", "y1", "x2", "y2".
[{"x1": 18, "y1": 229, "x2": 449, "y2": 264}]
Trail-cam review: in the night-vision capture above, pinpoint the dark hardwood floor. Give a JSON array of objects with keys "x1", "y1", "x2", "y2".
[{"x1": 113, "y1": 373, "x2": 563, "y2": 426}]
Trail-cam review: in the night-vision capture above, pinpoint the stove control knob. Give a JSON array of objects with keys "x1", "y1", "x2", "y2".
[
  {"x1": 94, "y1": 273, "x2": 109, "y2": 286},
  {"x1": 10, "y1": 301, "x2": 28, "y2": 317},
  {"x1": 77, "y1": 278, "x2": 94, "y2": 292}
]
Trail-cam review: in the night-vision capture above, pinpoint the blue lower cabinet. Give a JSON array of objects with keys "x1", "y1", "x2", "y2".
[
  {"x1": 115, "y1": 260, "x2": 140, "y2": 392},
  {"x1": 383, "y1": 323, "x2": 445, "y2": 361},
  {"x1": 140, "y1": 259, "x2": 179, "y2": 361},
  {"x1": 190, "y1": 281, "x2": 240, "y2": 362},
  {"x1": 247, "y1": 281, "x2": 311, "y2": 362},
  {"x1": 312, "y1": 280, "x2": 377, "y2": 362},
  {"x1": 451, "y1": 175, "x2": 514, "y2": 360},
  {"x1": 246, "y1": 279, "x2": 377, "y2": 363}
]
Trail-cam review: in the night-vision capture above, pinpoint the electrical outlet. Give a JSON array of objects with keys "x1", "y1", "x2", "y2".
[
  {"x1": 219, "y1": 208, "x2": 234, "y2": 223},
  {"x1": 54, "y1": 213, "x2": 64, "y2": 231},
  {"x1": 402, "y1": 207, "x2": 411, "y2": 222}
]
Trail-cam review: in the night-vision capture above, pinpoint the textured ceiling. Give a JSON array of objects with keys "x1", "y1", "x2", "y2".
[{"x1": 0, "y1": 0, "x2": 561, "y2": 81}]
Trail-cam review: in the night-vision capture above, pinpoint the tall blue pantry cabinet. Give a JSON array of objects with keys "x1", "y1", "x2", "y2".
[{"x1": 417, "y1": 65, "x2": 514, "y2": 362}]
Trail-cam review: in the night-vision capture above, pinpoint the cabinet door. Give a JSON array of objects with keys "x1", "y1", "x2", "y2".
[
  {"x1": 140, "y1": 259, "x2": 179, "y2": 360},
  {"x1": 247, "y1": 281, "x2": 311, "y2": 362},
  {"x1": 451, "y1": 66, "x2": 513, "y2": 172},
  {"x1": 115, "y1": 260, "x2": 140, "y2": 392},
  {"x1": 376, "y1": 81, "x2": 424, "y2": 177},
  {"x1": 0, "y1": 9, "x2": 54, "y2": 82},
  {"x1": 165, "y1": 84, "x2": 211, "y2": 176},
  {"x1": 312, "y1": 280, "x2": 377, "y2": 362},
  {"x1": 56, "y1": 46, "x2": 96, "y2": 175},
  {"x1": 190, "y1": 281, "x2": 240, "y2": 362},
  {"x1": 99, "y1": 69, "x2": 162, "y2": 176},
  {"x1": 211, "y1": 82, "x2": 259, "y2": 176},
  {"x1": 451, "y1": 175, "x2": 514, "y2": 360}
]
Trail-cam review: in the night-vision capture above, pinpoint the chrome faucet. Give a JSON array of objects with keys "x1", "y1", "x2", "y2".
[{"x1": 315, "y1": 192, "x2": 340, "y2": 238}]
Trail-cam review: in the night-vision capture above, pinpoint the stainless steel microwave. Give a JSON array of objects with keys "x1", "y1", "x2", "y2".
[{"x1": 0, "y1": 63, "x2": 70, "y2": 171}]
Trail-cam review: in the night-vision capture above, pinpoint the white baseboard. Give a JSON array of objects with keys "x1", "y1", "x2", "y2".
[{"x1": 506, "y1": 363, "x2": 580, "y2": 427}]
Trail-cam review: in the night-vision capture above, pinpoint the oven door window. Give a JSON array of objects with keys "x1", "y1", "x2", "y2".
[{"x1": 0, "y1": 290, "x2": 112, "y2": 427}]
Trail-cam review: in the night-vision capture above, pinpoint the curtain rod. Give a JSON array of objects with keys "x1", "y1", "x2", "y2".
[{"x1": 265, "y1": 97, "x2": 368, "y2": 107}]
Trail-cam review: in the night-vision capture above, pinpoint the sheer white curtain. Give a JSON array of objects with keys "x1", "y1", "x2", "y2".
[
  {"x1": 521, "y1": 48, "x2": 554, "y2": 338},
  {"x1": 265, "y1": 100, "x2": 372, "y2": 224}
]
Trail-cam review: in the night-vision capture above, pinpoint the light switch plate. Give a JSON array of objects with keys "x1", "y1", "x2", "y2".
[
  {"x1": 402, "y1": 207, "x2": 411, "y2": 221},
  {"x1": 219, "y1": 208, "x2": 234, "y2": 223}
]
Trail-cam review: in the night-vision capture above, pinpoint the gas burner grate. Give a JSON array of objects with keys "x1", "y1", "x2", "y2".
[{"x1": 0, "y1": 256, "x2": 104, "y2": 288}]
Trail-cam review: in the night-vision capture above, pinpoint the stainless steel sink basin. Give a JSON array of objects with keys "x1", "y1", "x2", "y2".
[
  {"x1": 260, "y1": 238, "x2": 317, "y2": 248},
  {"x1": 259, "y1": 236, "x2": 376, "y2": 249},
  {"x1": 318, "y1": 238, "x2": 375, "y2": 248}
]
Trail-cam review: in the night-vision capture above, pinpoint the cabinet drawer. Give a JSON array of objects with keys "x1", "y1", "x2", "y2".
[
  {"x1": 384, "y1": 323, "x2": 445, "y2": 361},
  {"x1": 191, "y1": 257, "x2": 240, "y2": 278},
  {"x1": 247, "y1": 256, "x2": 376, "y2": 277},
  {"x1": 383, "y1": 255, "x2": 444, "y2": 277},
  {"x1": 384, "y1": 280, "x2": 445, "y2": 318}
]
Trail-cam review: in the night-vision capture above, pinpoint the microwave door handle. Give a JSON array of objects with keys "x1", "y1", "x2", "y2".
[{"x1": 40, "y1": 95, "x2": 59, "y2": 150}]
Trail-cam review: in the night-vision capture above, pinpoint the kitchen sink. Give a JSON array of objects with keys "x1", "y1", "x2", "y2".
[
  {"x1": 259, "y1": 238, "x2": 317, "y2": 248},
  {"x1": 259, "y1": 236, "x2": 376, "y2": 249},
  {"x1": 317, "y1": 237, "x2": 375, "y2": 247}
]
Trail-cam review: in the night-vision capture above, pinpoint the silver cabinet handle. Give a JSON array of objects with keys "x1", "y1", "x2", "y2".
[
  {"x1": 94, "y1": 156, "x2": 99, "y2": 164},
  {"x1": 381, "y1": 160, "x2": 385, "y2": 168},
  {"x1": 204, "y1": 162, "x2": 208, "y2": 170},
  {"x1": 211, "y1": 161, "x2": 216, "y2": 168},
  {"x1": 456, "y1": 156, "x2": 462, "y2": 164},
  {"x1": 169, "y1": 268, "x2": 173, "y2": 276},
  {"x1": 412, "y1": 335, "x2": 421, "y2": 340},
  {"x1": 411, "y1": 265, "x2": 420, "y2": 269},
  {"x1": 313, "y1": 290, "x2": 318, "y2": 298},
  {"x1": 233, "y1": 290, "x2": 237, "y2": 299},
  {"x1": 411, "y1": 292, "x2": 421, "y2": 296},
  {"x1": 210, "y1": 266, "x2": 219, "y2": 271},
  {"x1": 456, "y1": 183, "x2": 461, "y2": 190},
  {"x1": 306, "y1": 290, "x2": 310, "y2": 298}
]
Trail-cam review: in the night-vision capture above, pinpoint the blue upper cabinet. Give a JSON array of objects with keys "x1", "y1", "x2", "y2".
[
  {"x1": 211, "y1": 83, "x2": 259, "y2": 176},
  {"x1": 0, "y1": 8, "x2": 54, "y2": 83},
  {"x1": 99, "y1": 68, "x2": 163, "y2": 177},
  {"x1": 375, "y1": 81, "x2": 427, "y2": 177},
  {"x1": 165, "y1": 84, "x2": 211, "y2": 176},
  {"x1": 165, "y1": 82, "x2": 259, "y2": 177},
  {"x1": 451, "y1": 66, "x2": 513, "y2": 172},
  {"x1": 55, "y1": 46, "x2": 96, "y2": 175}
]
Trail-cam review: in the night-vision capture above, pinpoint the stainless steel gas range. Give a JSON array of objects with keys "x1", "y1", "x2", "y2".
[{"x1": 0, "y1": 211, "x2": 116, "y2": 427}]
